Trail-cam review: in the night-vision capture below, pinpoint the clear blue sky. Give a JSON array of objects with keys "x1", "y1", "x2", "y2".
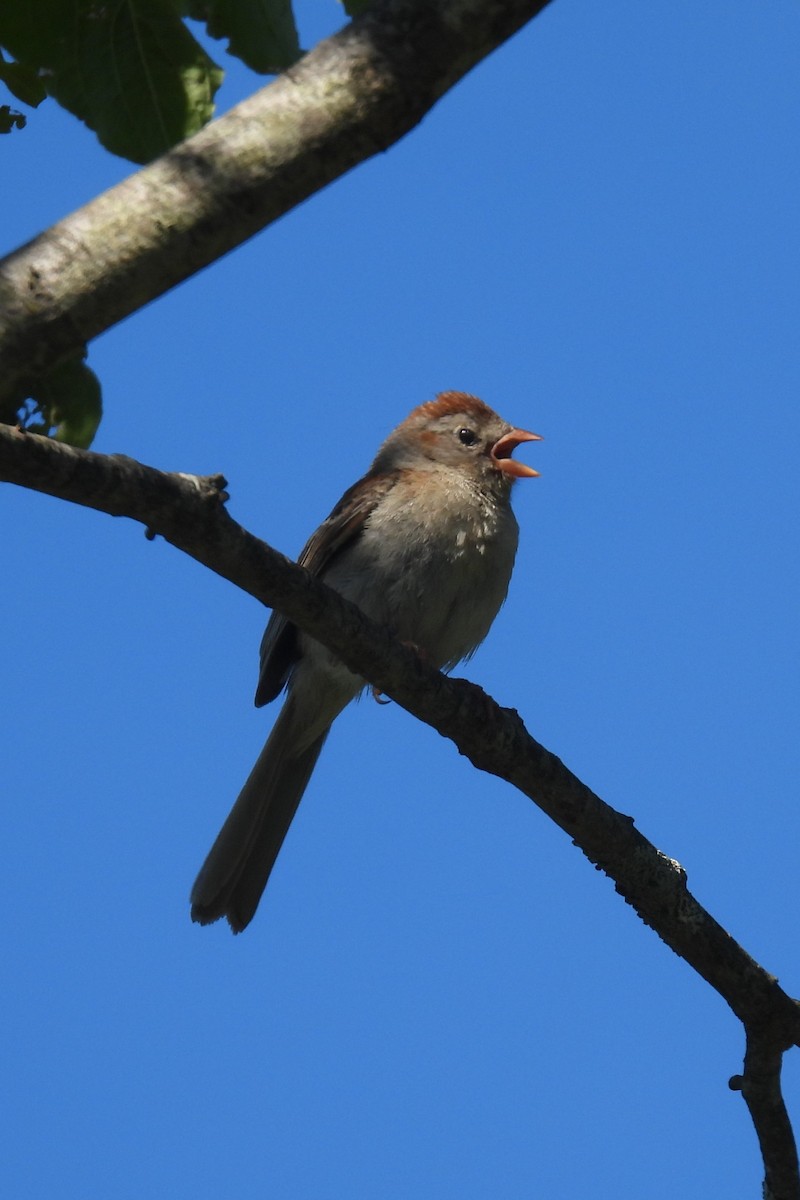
[{"x1": 4, "y1": 1, "x2": 800, "y2": 1196}]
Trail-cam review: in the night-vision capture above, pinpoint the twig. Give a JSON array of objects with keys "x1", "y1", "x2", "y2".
[{"x1": 731, "y1": 1029, "x2": 800, "y2": 1200}]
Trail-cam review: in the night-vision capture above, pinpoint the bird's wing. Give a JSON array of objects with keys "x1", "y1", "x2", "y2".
[{"x1": 255, "y1": 470, "x2": 400, "y2": 707}]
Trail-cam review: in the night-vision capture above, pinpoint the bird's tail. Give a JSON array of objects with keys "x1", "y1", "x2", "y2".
[{"x1": 190, "y1": 696, "x2": 329, "y2": 933}]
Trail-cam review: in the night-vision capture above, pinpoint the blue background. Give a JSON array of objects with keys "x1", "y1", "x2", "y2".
[{"x1": 3, "y1": 1, "x2": 800, "y2": 1195}]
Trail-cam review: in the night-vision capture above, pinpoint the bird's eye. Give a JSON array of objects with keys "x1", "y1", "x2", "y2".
[{"x1": 457, "y1": 427, "x2": 478, "y2": 446}]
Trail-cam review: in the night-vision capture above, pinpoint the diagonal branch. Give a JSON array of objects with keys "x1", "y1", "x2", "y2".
[
  {"x1": 0, "y1": 0, "x2": 554, "y2": 403},
  {"x1": 2, "y1": 420, "x2": 800, "y2": 1194}
]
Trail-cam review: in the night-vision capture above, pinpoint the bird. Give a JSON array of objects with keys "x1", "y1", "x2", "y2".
[{"x1": 190, "y1": 391, "x2": 540, "y2": 932}]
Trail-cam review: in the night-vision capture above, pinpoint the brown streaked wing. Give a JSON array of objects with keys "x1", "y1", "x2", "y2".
[{"x1": 254, "y1": 469, "x2": 400, "y2": 707}]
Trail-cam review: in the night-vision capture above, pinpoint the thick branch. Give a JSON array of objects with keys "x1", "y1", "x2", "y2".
[
  {"x1": 0, "y1": 0, "x2": 553, "y2": 403},
  {"x1": 3, "y1": 422, "x2": 800, "y2": 1192}
]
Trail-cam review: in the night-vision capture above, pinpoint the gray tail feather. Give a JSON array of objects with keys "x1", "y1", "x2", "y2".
[{"x1": 190, "y1": 698, "x2": 329, "y2": 933}]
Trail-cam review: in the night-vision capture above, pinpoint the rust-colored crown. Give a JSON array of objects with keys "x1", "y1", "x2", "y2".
[{"x1": 407, "y1": 391, "x2": 497, "y2": 424}]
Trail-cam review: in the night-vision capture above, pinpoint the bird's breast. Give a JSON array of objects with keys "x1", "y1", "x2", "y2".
[{"x1": 323, "y1": 472, "x2": 519, "y2": 669}]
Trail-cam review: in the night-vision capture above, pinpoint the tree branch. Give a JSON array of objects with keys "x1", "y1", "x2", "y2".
[
  {"x1": 0, "y1": 0, "x2": 554, "y2": 403},
  {"x1": 731, "y1": 1031, "x2": 800, "y2": 1200},
  {"x1": 2, "y1": 420, "x2": 800, "y2": 1193}
]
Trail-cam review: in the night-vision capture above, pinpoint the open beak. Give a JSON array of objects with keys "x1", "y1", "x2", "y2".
[{"x1": 491, "y1": 428, "x2": 542, "y2": 478}]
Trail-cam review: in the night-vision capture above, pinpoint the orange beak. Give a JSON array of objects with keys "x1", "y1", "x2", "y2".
[{"x1": 491, "y1": 428, "x2": 542, "y2": 478}]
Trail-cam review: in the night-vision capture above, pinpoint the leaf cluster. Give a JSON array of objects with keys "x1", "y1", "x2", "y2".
[
  {"x1": 0, "y1": 0, "x2": 306, "y2": 163},
  {"x1": 2, "y1": 352, "x2": 102, "y2": 448}
]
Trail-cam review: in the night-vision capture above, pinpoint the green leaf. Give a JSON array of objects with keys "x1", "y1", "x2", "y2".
[
  {"x1": 0, "y1": 0, "x2": 223, "y2": 163},
  {"x1": 27, "y1": 354, "x2": 103, "y2": 448},
  {"x1": 0, "y1": 381, "x2": 29, "y2": 425},
  {"x1": 0, "y1": 103, "x2": 26, "y2": 132},
  {"x1": 0, "y1": 50, "x2": 46, "y2": 106},
  {"x1": 341, "y1": 0, "x2": 372, "y2": 15},
  {"x1": 188, "y1": 0, "x2": 301, "y2": 74}
]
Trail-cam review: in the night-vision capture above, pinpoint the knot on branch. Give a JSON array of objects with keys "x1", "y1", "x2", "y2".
[
  {"x1": 176, "y1": 471, "x2": 230, "y2": 504},
  {"x1": 144, "y1": 471, "x2": 229, "y2": 540}
]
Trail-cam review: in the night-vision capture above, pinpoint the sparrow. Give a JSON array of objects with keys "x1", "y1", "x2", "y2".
[{"x1": 190, "y1": 391, "x2": 540, "y2": 932}]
